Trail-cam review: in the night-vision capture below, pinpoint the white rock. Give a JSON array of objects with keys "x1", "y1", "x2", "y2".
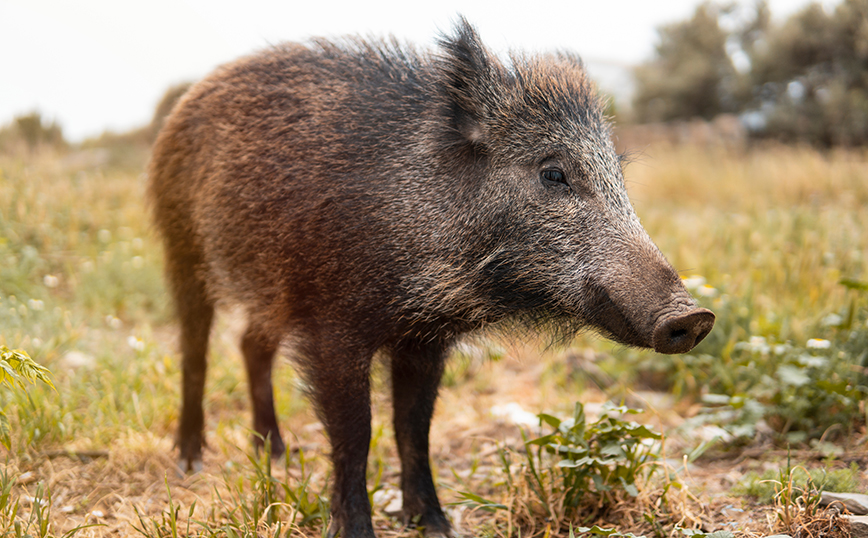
[
  {"x1": 845, "y1": 515, "x2": 868, "y2": 538},
  {"x1": 490, "y1": 403, "x2": 538, "y2": 427},
  {"x1": 820, "y1": 492, "x2": 868, "y2": 515},
  {"x1": 384, "y1": 491, "x2": 403, "y2": 517}
]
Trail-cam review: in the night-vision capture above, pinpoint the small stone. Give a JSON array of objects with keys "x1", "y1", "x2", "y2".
[
  {"x1": 845, "y1": 515, "x2": 868, "y2": 538},
  {"x1": 372, "y1": 489, "x2": 392, "y2": 506},
  {"x1": 372, "y1": 487, "x2": 403, "y2": 518},
  {"x1": 384, "y1": 491, "x2": 403, "y2": 517},
  {"x1": 820, "y1": 492, "x2": 868, "y2": 515}
]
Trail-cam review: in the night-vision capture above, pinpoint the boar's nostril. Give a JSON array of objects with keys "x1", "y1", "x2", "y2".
[
  {"x1": 652, "y1": 308, "x2": 715, "y2": 354},
  {"x1": 670, "y1": 328, "x2": 688, "y2": 340}
]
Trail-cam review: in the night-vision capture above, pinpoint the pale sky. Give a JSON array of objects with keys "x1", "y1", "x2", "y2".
[{"x1": 1, "y1": 0, "x2": 836, "y2": 142}]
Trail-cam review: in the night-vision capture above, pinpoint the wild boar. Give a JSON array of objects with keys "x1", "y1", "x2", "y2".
[{"x1": 149, "y1": 18, "x2": 714, "y2": 538}]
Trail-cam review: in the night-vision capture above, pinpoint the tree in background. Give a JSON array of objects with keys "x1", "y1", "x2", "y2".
[
  {"x1": 747, "y1": 0, "x2": 868, "y2": 145},
  {"x1": 633, "y1": 0, "x2": 868, "y2": 146},
  {"x1": 633, "y1": 2, "x2": 738, "y2": 122}
]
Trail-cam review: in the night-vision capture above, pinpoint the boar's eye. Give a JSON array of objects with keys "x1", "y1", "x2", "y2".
[{"x1": 540, "y1": 168, "x2": 568, "y2": 187}]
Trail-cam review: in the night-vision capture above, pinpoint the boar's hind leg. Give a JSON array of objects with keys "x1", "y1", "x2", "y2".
[
  {"x1": 170, "y1": 253, "x2": 215, "y2": 473},
  {"x1": 241, "y1": 323, "x2": 285, "y2": 456},
  {"x1": 306, "y1": 340, "x2": 376, "y2": 538},
  {"x1": 390, "y1": 339, "x2": 451, "y2": 536}
]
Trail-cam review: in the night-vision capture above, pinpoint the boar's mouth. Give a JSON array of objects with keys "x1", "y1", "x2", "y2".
[
  {"x1": 584, "y1": 282, "x2": 714, "y2": 354},
  {"x1": 583, "y1": 283, "x2": 652, "y2": 348}
]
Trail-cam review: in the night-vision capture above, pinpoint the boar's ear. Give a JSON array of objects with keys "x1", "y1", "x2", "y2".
[{"x1": 437, "y1": 16, "x2": 504, "y2": 144}]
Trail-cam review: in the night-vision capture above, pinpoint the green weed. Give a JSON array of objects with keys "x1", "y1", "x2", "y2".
[
  {"x1": 133, "y1": 443, "x2": 330, "y2": 538},
  {"x1": 458, "y1": 402, "x2": 668, "y2": 537},
  {"x1": 0, "y1": 468, "x2": 99, "y2": 538},
  {"x1": 735, "y1": 462, "x2": 861, "y2": 505},
  {"x1": 528, "y1": 403, "x2": 661, "y2": 507}
]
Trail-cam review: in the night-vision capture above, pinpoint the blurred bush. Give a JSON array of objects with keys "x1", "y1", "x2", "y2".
[{"x1": 0, "y1": 112, "x2": 66, "y2": 153}]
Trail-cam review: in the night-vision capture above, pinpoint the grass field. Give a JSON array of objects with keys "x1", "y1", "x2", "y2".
[{"x1": 0, "y1": 140, "x2": 866, "y2": 537}]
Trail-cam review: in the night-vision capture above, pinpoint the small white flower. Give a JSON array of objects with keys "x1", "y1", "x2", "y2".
[
  {"x1": 43, "y1": 274, "x2": 59, "y2": 288},
  {"x1": 682, "y1": 276, "x2": 706, "y2": 290},
  {"x1": 127, "y1": 335, "x2": 145, "y2": 351},
  {"x1": 747, "y1": 336, "x2": 769, "y2": 354},
  {"x1": 806, "y1": 338, "x2": 831, "y2": 349},
  {"x1": 697, "y1": 285, "x2": 717, "y2": 297},
  {"x1": 27, "y1": 299, "x2": 44, "y2": 311},
  {"x1": 106, "y1": 315, "x2": 122, "y2": 329}
]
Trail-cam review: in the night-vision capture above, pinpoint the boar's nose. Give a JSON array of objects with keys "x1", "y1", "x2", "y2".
[{"x1": 652, "y1": 308, "x2": 715, "y2": 354}]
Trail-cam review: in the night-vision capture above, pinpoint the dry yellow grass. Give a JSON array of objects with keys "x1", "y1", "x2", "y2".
[{"x1": 0, "y1": 141, "x2": 866, "y2": 537}]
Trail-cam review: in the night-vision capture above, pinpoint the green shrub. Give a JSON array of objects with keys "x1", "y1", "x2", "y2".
[{"x1": 456, "y1": 402, "x2": 665, "y2": 537}]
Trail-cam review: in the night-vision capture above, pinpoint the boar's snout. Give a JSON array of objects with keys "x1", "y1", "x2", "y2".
[{"x1": 652, "y1": 308, "x2": 715, "y2": 354}]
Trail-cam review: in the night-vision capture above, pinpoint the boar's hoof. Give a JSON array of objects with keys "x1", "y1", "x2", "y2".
[
  {"x1": 413, "y1": 517, "x2": 453, "y2": 537},
  {"x1": 652, "y1": 308, "x2": 715, "y2": 354},
  {"x1": 177, "y1": 457, "x2": 203, "y2": 475}
]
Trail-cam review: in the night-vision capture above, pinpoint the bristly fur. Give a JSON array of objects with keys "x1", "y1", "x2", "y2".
[{"x1": 148, "y1": 16, "x2": 711, "y2": 538}]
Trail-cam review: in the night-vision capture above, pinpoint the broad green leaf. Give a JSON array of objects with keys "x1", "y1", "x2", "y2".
[
  {"x1": 624, "y1": 424, "x2": 662, "y2": 439},
  {"x1": 0, "y1": 411, "x2": 9, "y2": 451},
  {"x1": 538, "y1": 413, "x2": 561, "y2": 429},
  {"x1": 840, "y1": 278, "x2": 868, "y2": 291},
  {"x1": 449, "y1": 490, "x2": 507, "y2": 512},
  {"x1": 619, "y1": 477, "x2": 639, "y2": 497},
  {"x1": 526, "y1": 433, "x2": 558, "y2": 447},
  {"x1": 600, "y1": 443, "x2": 626, "y2": 457}
]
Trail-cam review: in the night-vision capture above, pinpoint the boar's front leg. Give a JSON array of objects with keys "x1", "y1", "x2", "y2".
[
  {"x1": 306, "y1": 338, "x2": 376, "y2": 538},
  {"x1": 390, "y1": 338, "x2": 451, "y2": 537}
]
